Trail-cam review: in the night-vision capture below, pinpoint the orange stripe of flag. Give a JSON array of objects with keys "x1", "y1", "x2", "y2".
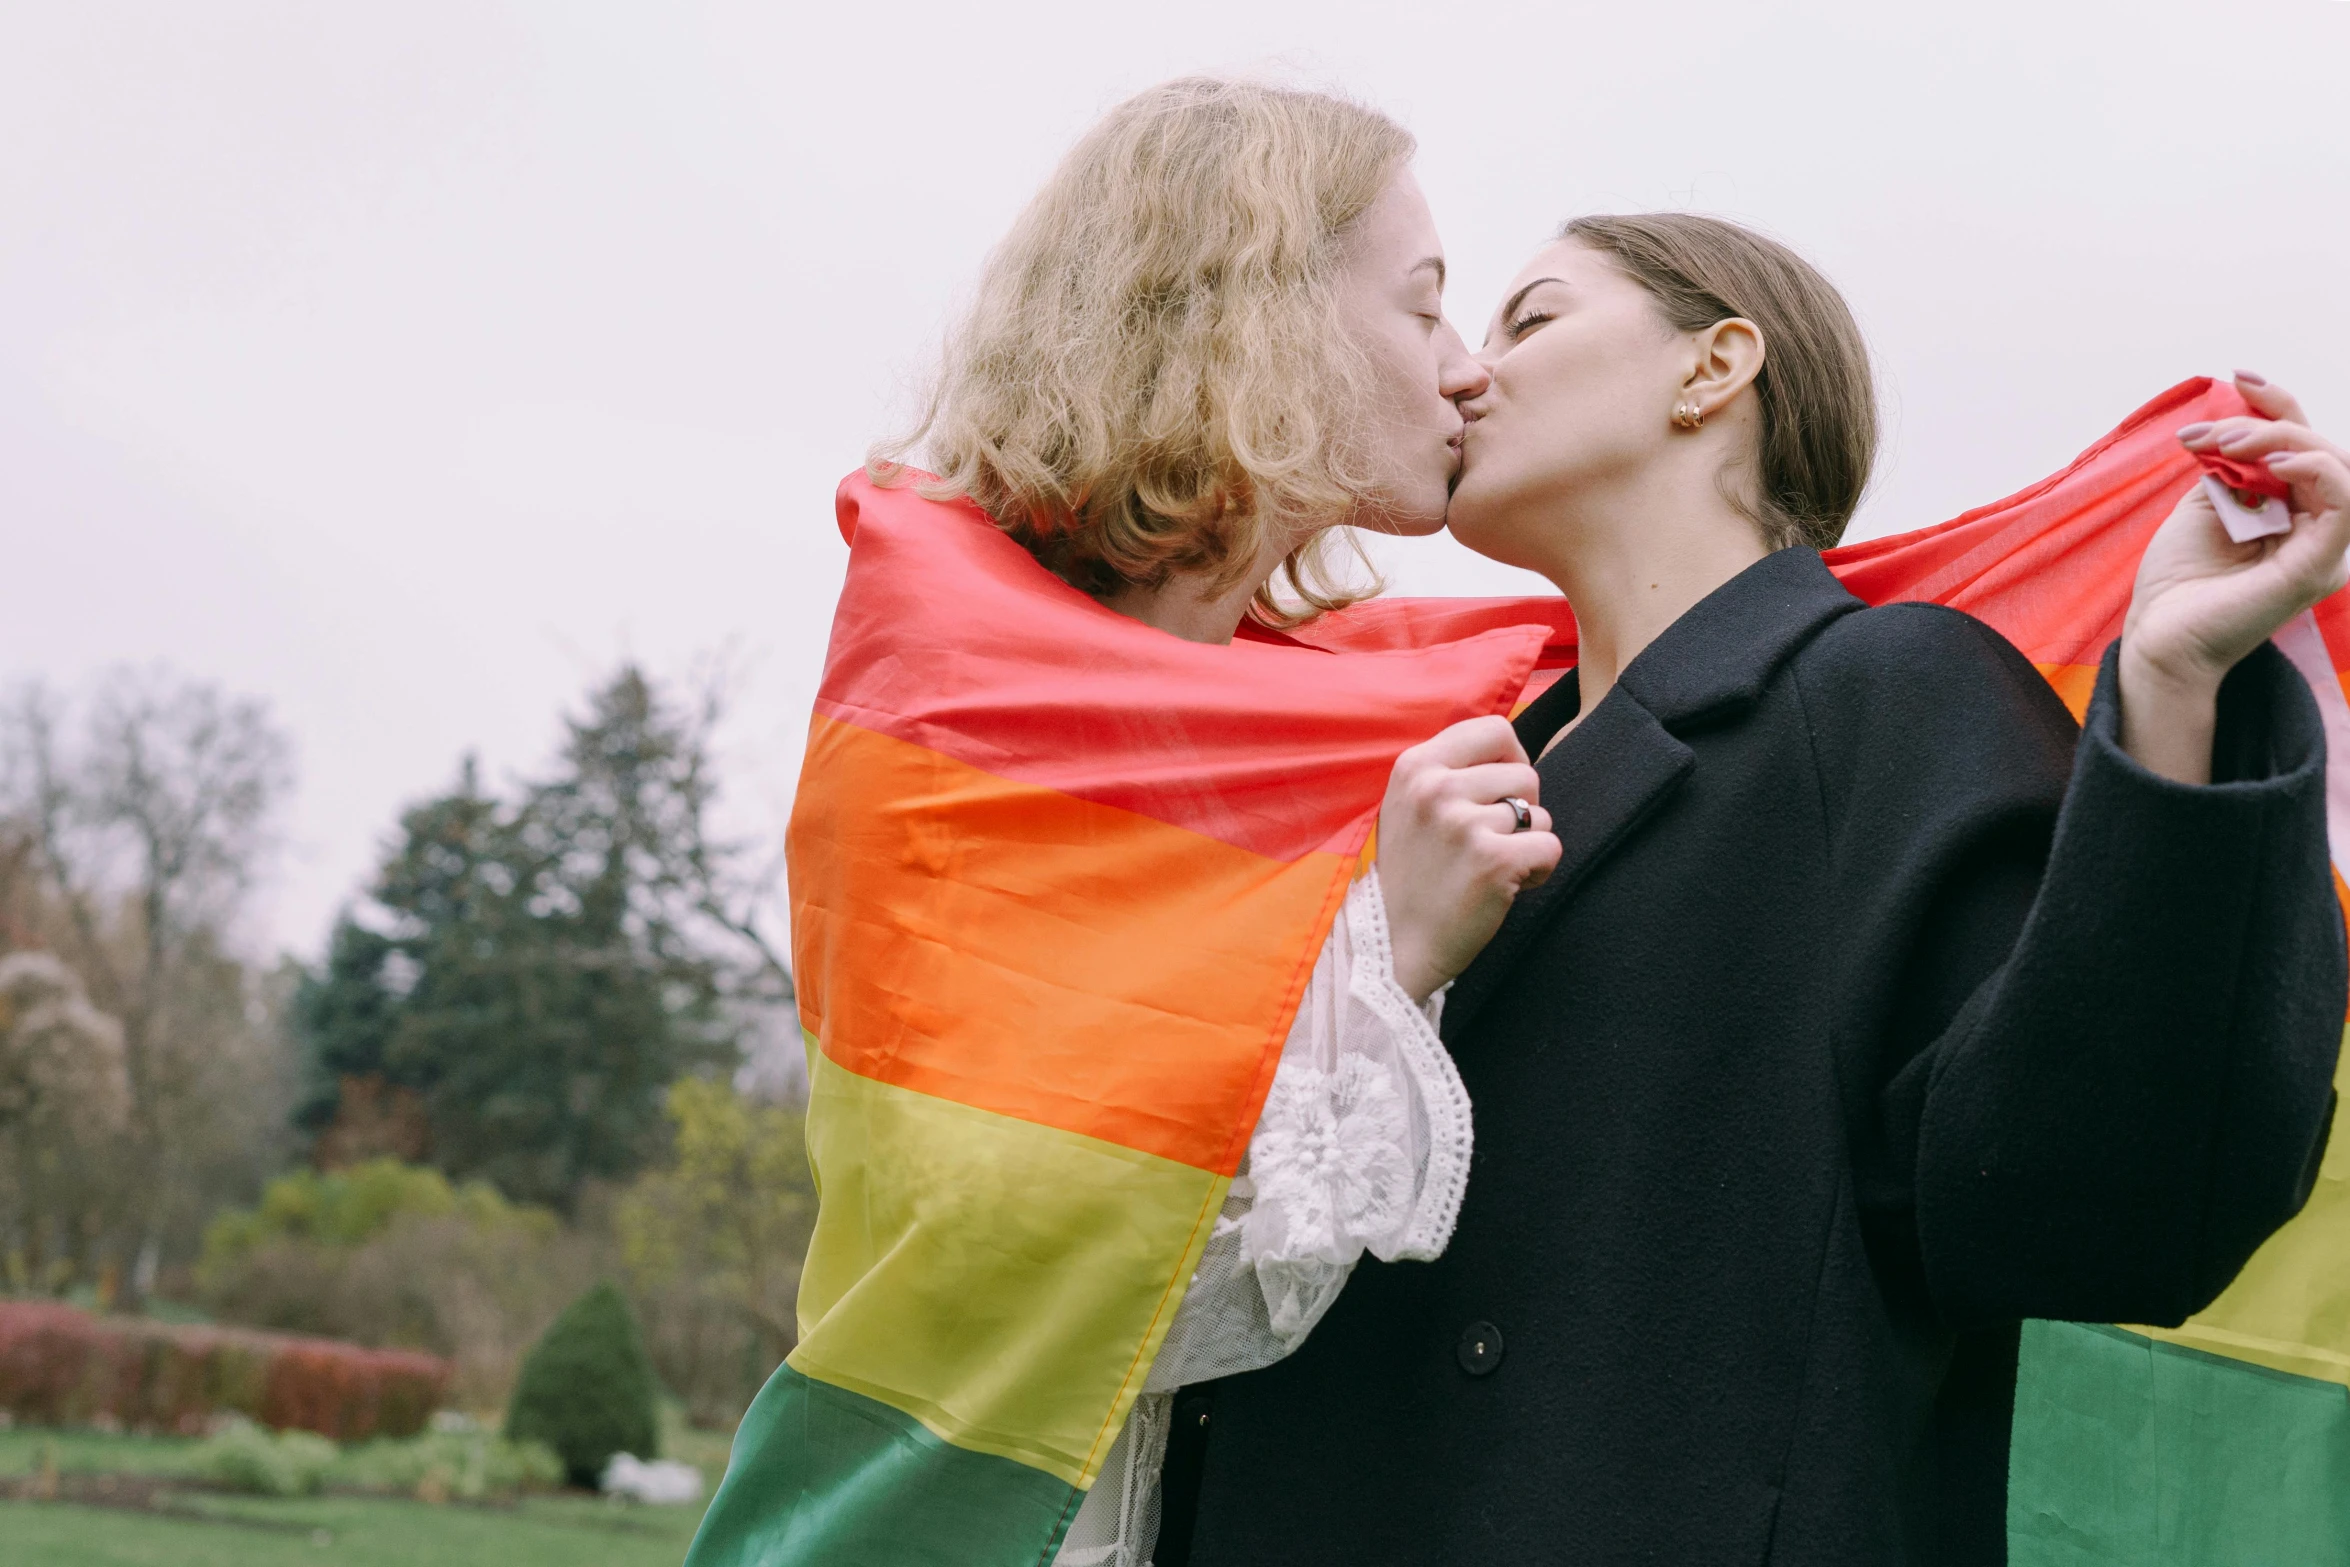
[{"x1": 789, "y1": 713, "x2": 1351, "y2": 1174}]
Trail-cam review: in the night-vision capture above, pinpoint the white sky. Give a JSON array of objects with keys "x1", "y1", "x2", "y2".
[{"x1": 4, "y1": 1, "x2": 2346, "y2": 960}]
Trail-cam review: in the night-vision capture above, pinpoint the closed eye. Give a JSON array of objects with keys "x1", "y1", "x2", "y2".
[{"x1": 1506, "y1": 310, "x2": 1554, "y2": 342}]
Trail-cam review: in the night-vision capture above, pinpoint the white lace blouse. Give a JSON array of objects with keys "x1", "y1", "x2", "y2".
[{"x1": 1052, "y1": 869, "x2": 1472, "y2": 1567}]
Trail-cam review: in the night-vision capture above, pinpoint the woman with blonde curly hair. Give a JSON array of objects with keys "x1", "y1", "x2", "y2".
[
  {"x1": 687, "y1": 79, "x2": 1558, "y2": 1567},
  {"x1": 877, "y1": 76, "x2": 1551, "y2": 991},
  {"x1": 884, "y1": 77, "x2": 1456, "y2": 632}
]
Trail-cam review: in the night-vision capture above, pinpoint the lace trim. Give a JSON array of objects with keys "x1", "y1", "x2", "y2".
[
  {"x1": 1054, "y1": 1393, "x2": 1167, "y2": 1567},
  {"x1": 1344, "y1": 870, "x2": 1474, "y2": 1261},
  {"x1": 1246, "y1": 1051, "x2": 1412, "y2": 1337},
  {"x1": 1051, "y1": 870, "x2": 1478, "y2": 1567}
]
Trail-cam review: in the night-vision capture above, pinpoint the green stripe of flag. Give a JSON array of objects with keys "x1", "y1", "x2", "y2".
[
  {"x1": 684, "y1": 1364, "x2": 1080, "y2": 1567},
  {"x1": 2009, "y1": 1319, "x2": 2350, "y2": 1564}
]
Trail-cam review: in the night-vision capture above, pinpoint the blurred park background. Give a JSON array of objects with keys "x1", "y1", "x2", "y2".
[
  {"x1": 0, "y1": 657, "x2": 808, "y2": 1561},
  {"x1": 2, "y1": 2, "x2": 2345, "y2": 1562}
]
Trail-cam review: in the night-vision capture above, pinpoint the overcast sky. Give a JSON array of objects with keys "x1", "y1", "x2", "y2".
[{"x1": 4, "y1": 1, "x2": 2346, "y2": 960}]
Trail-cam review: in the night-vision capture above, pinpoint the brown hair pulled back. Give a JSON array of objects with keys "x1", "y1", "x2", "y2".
[{"x1": 1563, "y1": 214, "x2": 1877, "y2": 551}]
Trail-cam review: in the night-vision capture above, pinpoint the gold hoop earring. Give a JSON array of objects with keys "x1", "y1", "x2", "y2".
[{"x1": 1671, "y1": 402, "x2": 1704, "y2": 430}]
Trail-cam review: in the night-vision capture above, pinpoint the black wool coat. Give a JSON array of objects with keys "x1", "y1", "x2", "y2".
[{"x1": 1162, "y1": 547, "x2": 2344, "y2": 1567}]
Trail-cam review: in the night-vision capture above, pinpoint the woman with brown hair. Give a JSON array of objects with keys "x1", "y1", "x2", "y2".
[{"x1": 1166, "y1": 216, "x2": 2349, "y2": 1564}]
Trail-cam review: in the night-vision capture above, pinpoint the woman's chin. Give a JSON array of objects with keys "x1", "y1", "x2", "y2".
[{"x1": 1442, "y1": 477, "x2": 1509, "y2": 559}]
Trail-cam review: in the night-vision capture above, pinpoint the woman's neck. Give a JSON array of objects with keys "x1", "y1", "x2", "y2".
[
  {"x1": 1099, "y1": 533, "x2": 1297, "y2": 645},
  {"x1": 1526, "y1": 467, "x2": 1770, "y2": 741}
]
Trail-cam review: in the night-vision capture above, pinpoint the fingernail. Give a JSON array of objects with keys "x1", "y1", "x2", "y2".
[
  {"x1": 2235, "y1": 369, "x2": 2268, "y2": 387},
  {"x1": 2178, "y1": 422, "x2": 2213, "y2": 442}
]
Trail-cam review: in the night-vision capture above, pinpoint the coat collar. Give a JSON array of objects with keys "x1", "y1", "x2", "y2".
[
  {"x1": 1445, "y1": 548, "x2": 1863, "y2": 1041},
  {"x1": 1618, "y1": 546, "x2": 1863, "y2": 728}
]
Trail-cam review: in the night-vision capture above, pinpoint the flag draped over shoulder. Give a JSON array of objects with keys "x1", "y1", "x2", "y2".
[
  {"x1": 1823, "y1": 377, "x2": 2350, "y2": 1564},
  {"x1": 686, "y1": 378, "x2": 2348, "y2": 1566},
  {"x1": 682, "y1": 468, "x2": 1555, "y2": 1567}
]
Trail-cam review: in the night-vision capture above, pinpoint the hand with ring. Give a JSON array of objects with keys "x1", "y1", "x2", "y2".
[{"x1": 1378, "y1": 716, "x2": 1561, "y2": 1001}]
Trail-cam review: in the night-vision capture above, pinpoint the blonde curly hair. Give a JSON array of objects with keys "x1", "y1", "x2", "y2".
[{"x1": 874, "y1": 77, "x2": 1414, "y2": 623}]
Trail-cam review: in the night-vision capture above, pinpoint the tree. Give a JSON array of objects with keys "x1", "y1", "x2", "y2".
[
  {"x1": 298, "y1": 666, "x2": 781, "y2": 1211},
  {"x1": 0, "y1": 952, "x2": 128, "y2": 1140},
  {"x1": 0, "y1": 670, "x2": 296, "y2": 1299},
  {"x1": 616, "y1": 1077, "x2": 815, "y2": 1423},
  {"x1": 0, "y1": 951, "x2": 131, "y2": 1288}
]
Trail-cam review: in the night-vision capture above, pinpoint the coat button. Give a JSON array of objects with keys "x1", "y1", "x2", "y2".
[{"x1": 1456, "y1": 1320, "x2": 1505, "y2": 1377}]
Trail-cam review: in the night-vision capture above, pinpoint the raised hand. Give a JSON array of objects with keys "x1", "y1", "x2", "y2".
[
  {"x1": 2119, "y1": 372, "x2": 2350, "y2": 784},
  {"x1": 1377, "y1": 715, "x2": 1562, "y2": 1001}
]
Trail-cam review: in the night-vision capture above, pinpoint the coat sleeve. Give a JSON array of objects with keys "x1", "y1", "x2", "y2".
[{"x1": 1807, "y1": 609, "x2": 2343, "y2": 1333}]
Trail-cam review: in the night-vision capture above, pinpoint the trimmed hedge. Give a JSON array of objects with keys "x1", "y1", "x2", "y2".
[{"x1": 0, "y1": 1300, "x2": 449, "y2": 1439}]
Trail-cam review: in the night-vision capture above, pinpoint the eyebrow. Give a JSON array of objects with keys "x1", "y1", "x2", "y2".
[
  {"x1": 1500, "y1": 276, "x2": 1567, "y2": 321},
  {"x1": 1410, "y1": 256, "x2": 1446, "y2": 290}
]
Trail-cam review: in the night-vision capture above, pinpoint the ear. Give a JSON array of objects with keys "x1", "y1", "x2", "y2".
[{"x1": 1682, "y1": 318, "x2": 1765, "y2": 415}]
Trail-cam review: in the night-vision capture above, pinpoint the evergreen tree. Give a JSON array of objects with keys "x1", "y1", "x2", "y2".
[
  {"x1": 505, "y1": 1280, "x2": 660, "y2": 1486},
  {"x1": 292, "y1": 900, "x2": 407, "y2": 1134},
  {"x1": 296, "y1": 669, "x2": 764, "y2": 1210}
]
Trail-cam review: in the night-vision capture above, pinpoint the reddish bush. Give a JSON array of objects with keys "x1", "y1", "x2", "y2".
[{"x1": 0, "y1": 1301, "x2": 448, "y2": 1440}]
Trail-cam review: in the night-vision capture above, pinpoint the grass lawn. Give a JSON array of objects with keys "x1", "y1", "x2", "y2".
[
  {"x1": 1, "y1": 1492, "x2": 706, "y2": 1567},
  {"x1": 0, "y1": 1420, "x2": 734, "y2": 1567},
  {"x1": 0, "y1": 1427, "x2": 214, "y2": 1481}
]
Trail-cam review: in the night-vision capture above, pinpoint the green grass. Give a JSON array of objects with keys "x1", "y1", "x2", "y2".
[
  {"x1": 0, "y1": 1427, "x2": 214, "y2": 1480},
  {"x1": 1, "y1": 1492, "x2": 704, "y2": 1567},
  {"x1": 0, "y1": 1411, "x2": 739, "y2": 1567}
]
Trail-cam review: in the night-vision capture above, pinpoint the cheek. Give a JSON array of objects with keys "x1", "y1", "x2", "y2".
[
  {"x1": 1495, "y1": 343, "x2": 1651, "y2": 476},
  {"x1": 1364, "y1": 327, "x2": 1438, "y2": 424},
  {"x1": 1447, "y1": 346, "x2": 1621, "y2": 554}
]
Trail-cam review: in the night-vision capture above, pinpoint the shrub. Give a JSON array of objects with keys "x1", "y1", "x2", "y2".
[
  {"x1": 195, "y1": 1160, "x2": 593, "y2": 1408},
  {"x1": 189, "y1": 1418, "x2": 565, "y2": 1500},
  {"x1": 0, "y1": 1299, "x2": 449, "y2": 1439},
  {"x1": 261, "y1": 1337, "x2": 445, "y2": 1441},
  {"x1": 199, "y1": 1419, "x2": 338, "y2": 1496},
  {"x1": 200, "y1": 1158, "x2": 544, "y2": 1271},
  {"x1": 505, "y1": 1282, "x2": 658, "y2": 1486},
  {"x1": 334, "y1": 1428, "x2": 563, "y2": 1500}
]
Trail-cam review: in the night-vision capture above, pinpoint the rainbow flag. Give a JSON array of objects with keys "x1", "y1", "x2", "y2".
[
  {"x1": 682, "y1": 468, "x2": 1558, "y2": 1566},
  {"x1": 687, "y1": 378, "x2": 2347, "y2": 1565}
]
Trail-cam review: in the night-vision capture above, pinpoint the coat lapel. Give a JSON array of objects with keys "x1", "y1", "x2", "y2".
[
  {"x1": 1442, "y1": 549, "x2": 1865, "y2": 1042},
  {"x1": 1444, "y1": 691, "x2": 1693, "y2": 1036}
]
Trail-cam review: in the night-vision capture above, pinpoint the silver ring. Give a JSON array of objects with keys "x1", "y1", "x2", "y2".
[{"x1": 1501, "y1": 795, "x2": 1533, "y2": 833}]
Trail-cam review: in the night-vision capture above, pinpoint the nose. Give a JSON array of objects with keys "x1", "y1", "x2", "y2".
[
  {"x1": 1438, "y1": 320, "x2": 1490, "y2": 404},
  {"x1": 1454, "y1": 348, "x2": 1498, "y2": 422},
  {"x1": 1450, "y1": 357, "x2": 1492, "y2": 405}
]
